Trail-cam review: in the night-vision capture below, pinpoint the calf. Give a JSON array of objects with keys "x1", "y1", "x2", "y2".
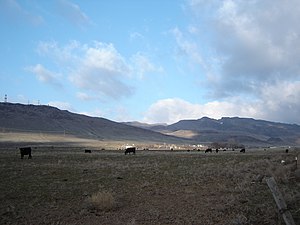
[
  {"x1": 20, "y1": 147, "x2": 32, "y2": 159},
  {"x1": 125, "y1": 147, "x2": 136, "y2": 155}
]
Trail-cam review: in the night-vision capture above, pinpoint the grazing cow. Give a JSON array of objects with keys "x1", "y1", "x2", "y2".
[
  {"x1": 85, "y1": 149, "x2": 92, "y2": 153},
  {"x1": 240, "y1": 148, "x2": 245, "y2": 153},
  {"x1": 205, "y1": 148, "x2": 212, "y2": 153},
  {"x1": 125, "y1": 147, "x2": 136, "y2": 155},
  {"x1": 20, "y1": 147, "x2": 32, "y2": 159}
]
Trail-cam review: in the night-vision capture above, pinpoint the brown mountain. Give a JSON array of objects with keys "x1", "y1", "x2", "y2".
[
  {"x1": 0, "y1": 103, "x2": 186, "y2": 144},
  {"x1": 128, "y1": 117, "x2": 300, "y2": 146},
  {"x1": 1, "y1": 102, "x2": 300, "y2": 146}
]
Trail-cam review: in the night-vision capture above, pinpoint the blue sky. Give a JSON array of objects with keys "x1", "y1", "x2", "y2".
[{"x1": 1, "y1": 0, "x2": 300, "y2": 125}]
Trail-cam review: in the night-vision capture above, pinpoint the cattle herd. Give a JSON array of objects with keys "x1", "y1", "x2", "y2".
[
  {"x1": 204, "y1": 148, "x2": 245, "y2": 153},
  {"x1": 18, "y1": 146, "x2": 248, "y2": 158},
  {"x1": 20, "y1": 145, "x2": 296, "y2": 158}
]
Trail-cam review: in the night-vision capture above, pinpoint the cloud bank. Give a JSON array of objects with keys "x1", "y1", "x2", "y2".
[
  {"x1": 28, "y1": 40, "x2": 161, "y2": 102},
  {"x1": 210, "y1": 0, "x2": 300, "y2": 97},
  {"x1": 143, "y1": 97, "x2": 262, "y2": 124},
  {"x1": 143, "y1": 0, "x2": 300, "y2": 125}
]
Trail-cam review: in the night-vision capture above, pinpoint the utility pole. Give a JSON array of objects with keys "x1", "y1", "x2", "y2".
[{"x1": 4, "y1": 94, "x2": 7, "y2": 103}]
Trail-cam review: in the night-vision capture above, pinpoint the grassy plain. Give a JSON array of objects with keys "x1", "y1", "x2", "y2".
[{"x1": 0, "y1": 145, "x2": 299, "y2": 225}]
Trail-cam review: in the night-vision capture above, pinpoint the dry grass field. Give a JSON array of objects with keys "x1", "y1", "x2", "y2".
[{"x1": 1, "y1": 145, "x2": 299, "y2": 225}]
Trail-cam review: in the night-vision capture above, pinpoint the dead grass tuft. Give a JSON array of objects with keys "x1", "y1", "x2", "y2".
[
  {"x1": 87, "y1": 190, "x2": 116, "y2": 211},
  {"x1": 230, "y1": 214, "x2": 248, "y2": 225}
]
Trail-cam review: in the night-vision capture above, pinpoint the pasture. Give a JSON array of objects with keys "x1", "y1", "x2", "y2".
[{"x1": 0, "y1": 146, "x2": 299, "y2": 225}]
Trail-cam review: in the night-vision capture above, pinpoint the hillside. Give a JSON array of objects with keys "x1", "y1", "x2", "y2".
[
  {"x1": 129, "y1": 117, "x2": 300, "y2": 146},
  {"x1": 1, "y1": 103, "x2": 300, "y2": 146},
  {"x1": 0, "y1": 103, "x2": 186, "y2": 144}
]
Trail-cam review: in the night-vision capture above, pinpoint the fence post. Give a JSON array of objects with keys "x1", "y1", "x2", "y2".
[{"x1": 266, "y1": 177, "x2": 295, "y2": 225}]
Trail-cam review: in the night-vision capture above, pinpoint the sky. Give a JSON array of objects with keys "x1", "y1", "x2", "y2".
[{"x1": 1, "y1": 0, "x2": 300, "y2": 125}]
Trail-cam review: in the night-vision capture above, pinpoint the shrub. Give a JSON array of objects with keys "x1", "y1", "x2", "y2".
[{"x1": 87, "y1": 191, "x2": 116, "y2": 211}]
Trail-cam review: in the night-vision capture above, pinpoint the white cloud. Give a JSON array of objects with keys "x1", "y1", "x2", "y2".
[
  {"x1": 48, "y1": 101, "x2": 74, "y2": 111},
  {"x1": 69, "y1": 42, "x2": 134, "y2": 100},
  {"x1": 0, "y1": 0, "x2": 43, "y2": 25},
  {"x1": 143, "y1": 87, "x2": 300, "y2": 124},
  {"x1": 142, "y1": 97, "x2": 263, "y2": 125},
  {"x1": 129, "y1": 32, "x2": 145, "y2": 41},
  {"x1": 164, "y1": 0, "x2": 300, "y2": 124},
  {"x1": 131, "y1": 52, "x2": 163, "y2": 78},
  {"x1": 37, "y1": 40, "x2": 80, "y2": 64},
  {"x1": 143, "y1": 97, "x2": 284, "y2": 124},
  {"x1": 34, "y1": 40, "x2": 161, "y2": 101},
  {"x1": 82, "y1": 42, "x2": 131, "y2": 75},
  {"x1": 76, "y1": 92, "x2": 95, "y2": 101},
  {"x1": 186, "y1": 0, "x2": 300, "y2": 78},
  {"x1": 259, "y1": 81, "x2": 300, "y2": 123},
  {"x1": 26, "y1": 64, "x2": 62, "y2": 87},
  {"x1": 55, "y1": 0, "x2": 90, "y2": 27},
  {"x1": 171, "y1": 27, "x2": 206, "y2": 67},
  {"x1": 143, "y1": 98, "x2": 203, "y2": 124},
  {"x1": 203, "y1": 0, "x2": 300, "y2": 95}
]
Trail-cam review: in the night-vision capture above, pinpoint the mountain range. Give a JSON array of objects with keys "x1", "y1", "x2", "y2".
[
  {"x1": 0, "y1": 103, "x2": 185, "y2": 144},
  {"x1": 1, "y1": 102, "x2": 300, "y2": 146},
  {"x1": 125, "y1": 117, "x2": 300, "y2": 146}
]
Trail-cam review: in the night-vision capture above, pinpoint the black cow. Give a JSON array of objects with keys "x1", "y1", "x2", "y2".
[
  {"x1": 285, "y1": 149, "x2": 289, "y2": 153},
  {"x1": 240, "y1": 148, "x2": 245, "y2": 153},
  {"x1": 216, "y1": 148, "x2": 219, "y2": 153},
  {"x1": 205, "y1": 148, "x2": 212, "y2": 153},
  {"x1": 20, "y1": 147, "x2": 32, "y2": 159},
  {"x1": 125, "y1": 147, "x2": 136, "y2": 155},
  {"x1": 85, "y1": 149, "x2": 92, "y2": 153}
]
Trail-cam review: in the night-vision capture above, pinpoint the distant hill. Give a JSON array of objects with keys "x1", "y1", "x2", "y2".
[
  {"x1": 0, "y1": 103, "x2": 186, "y2": 144},
  {"x1": 123, "y1": 121, "x2": 167, "y2": 130},
  {"x1": 1, "y1": 103, "x2": 300, "y2": 146},
  {"x1": 128, "y1": 117, "x2": 300, "y2": 146}
]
